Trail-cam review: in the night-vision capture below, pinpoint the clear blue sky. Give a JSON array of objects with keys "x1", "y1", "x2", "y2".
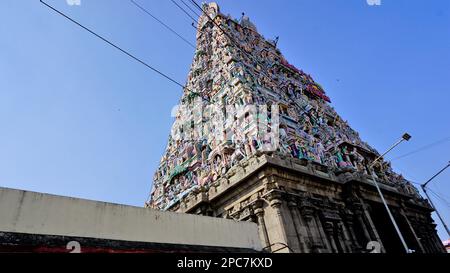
[{"x1": 1, "y1": 0, "x2": 449, "y2": 240}]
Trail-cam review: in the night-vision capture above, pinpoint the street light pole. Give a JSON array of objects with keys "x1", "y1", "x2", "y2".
[
  {"x1": 369, "y1": 133, "x2": 411, "y2": 253},
  {"x1": 421, "y1": 161, "x2": 450, "y2": 238}
]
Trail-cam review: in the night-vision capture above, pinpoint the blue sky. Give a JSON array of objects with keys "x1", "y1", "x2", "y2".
[{"x1": 1, "y1": 0, "x2": 449, "y2": 240}]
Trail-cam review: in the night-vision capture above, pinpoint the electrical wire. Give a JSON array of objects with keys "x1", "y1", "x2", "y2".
[
  {"x1": 409, "y1": 180, "x2": 422, "y2": 186},
  {"x1": 429, "y1": 186, "x2": 450, "y2": 202},
  {"x1": 40, "y1": 0, "x2": 187, "y2": 90},
  {"x1": 391, "y1": 137, "x2": 450, "y2": 161},
  {"x1": 129, "y1": 0, "x2": 195, "y2": 49},
  {"x1": 179, "y1": 0, "x2": 201, "y2": 18},
  {"x1": 170, "y1": 0, "x2": 198, "y2": 23},
  {"x1": 428, "y1": 188, "x2": 450, "y2": 209}
]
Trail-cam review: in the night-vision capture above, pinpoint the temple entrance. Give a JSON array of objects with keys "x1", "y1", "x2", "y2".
[
  {"x1": 368, "y1": 201, "x2": 422, "y2": 253},
  {"x1": 368, "y1": 202, "x2": 405, "y2": 253}
]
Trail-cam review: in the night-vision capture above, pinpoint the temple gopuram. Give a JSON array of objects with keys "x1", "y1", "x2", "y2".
[{"x1": 146, "y1": 3, "x2": 445, "y2": 253}]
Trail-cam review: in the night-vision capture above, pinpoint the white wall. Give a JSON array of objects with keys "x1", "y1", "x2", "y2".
[{"x1": 0, "y1": 187, "x2": 261, "y2": 250}]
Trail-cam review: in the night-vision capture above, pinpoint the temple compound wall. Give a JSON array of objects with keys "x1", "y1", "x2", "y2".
[{"x1": 0, "y1": 187, "x2": 261, "y2": 253}]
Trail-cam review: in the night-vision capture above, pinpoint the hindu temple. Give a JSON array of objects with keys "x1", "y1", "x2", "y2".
[{"x1": 146, "y1": 3, "x2": 445, "y2": 253}]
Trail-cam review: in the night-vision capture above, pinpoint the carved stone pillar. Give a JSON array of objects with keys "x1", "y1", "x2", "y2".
[
  {"x1": 300, "y1": 204, "x2": 323, "y2": 253},
  {"x1": 354, "y1": 207, "x2": 372, "y2": 244},
  {"x1": 252, "y1": 200, "x2": 270, "y2": 250},
  {"x1": 360, "y1": 201, "x2": 386, "y2": 253},
  {"x1": 288, "y1": 200, "x2": 309, "y2": 253},
  {"x1": 300, "y1": 202, "x2": 332, "y2": 253},
  {"x1": 343, "y1": 211, "x2": 361, "y2": 252},
  {"x1": 313, "y1": 212, "x2": 333, "y2": 253},
  {"x1": 399, "y1": 208, "x2": 424, "y2": 253},
  {"x1": 297, "y1": 204, "x2": 315, "y2": 251},
  {"x1": 416, "y1": 224, "x2": 431, "y2": 253},
  {"x1": 324, "y1": 221, "x2": 339, "y2": 253},
  {"x1": 428, "y1": 223, "x2": 446, "y2": 253},
  {"x1": 337, "y1": 221, "x2": 352, "y2": 253},
  {"x1": 266, "y1": 191, "x2": 290, "y2": 251}
]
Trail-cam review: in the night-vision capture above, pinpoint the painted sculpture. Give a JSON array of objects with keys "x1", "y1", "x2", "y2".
[{"x1": 146, "y1": 3, "x2": 419, "y2": 210}]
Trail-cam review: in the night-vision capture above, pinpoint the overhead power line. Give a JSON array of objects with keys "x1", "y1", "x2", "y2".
[
  {"x1": 130, "y1": 0, "x2": 195, "y2": 49},
  {"x1": 40, "y1": 0, "x2": 186, "y2": 89},
  {"x1": 391, "y1": 136, "x2": 450, "y2": 161},
  {"x1": 421, "y1": 162, "x2": 450, "y2": 237},
  {"x1": 409, "y1": 180, "x2": 421, "y2": 186},
  {"x1": 170, "y1": 0, "x2": 198, "y2": 23},
  {"x1": 179, "y1": 0, "x2": 201, "y2": 17},
  {"x1": 428, "y1": 188, "x2": 450, "y2": 209}
]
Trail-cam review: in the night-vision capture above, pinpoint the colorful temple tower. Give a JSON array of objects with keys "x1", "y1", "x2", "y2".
[{"x1": 146, "y1": 3, "x2": 444, "y2": 253}]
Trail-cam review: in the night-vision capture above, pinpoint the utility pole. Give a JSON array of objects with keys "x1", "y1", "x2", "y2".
[
  {"x1": 421, "y1": 161, "x2": 450, "y2": 237},
  {"x1": 369, "y1": 133, "x2": 412, "y2": 253}
]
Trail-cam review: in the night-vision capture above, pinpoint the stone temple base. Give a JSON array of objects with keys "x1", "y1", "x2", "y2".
[{"x1": 172, "y1": 153, "x2": 445, "y2": 253}]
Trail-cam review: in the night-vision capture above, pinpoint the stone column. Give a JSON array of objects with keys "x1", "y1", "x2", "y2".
[
  {"x1": 266, "y1": 191, "x2": 290, "y2": 252},
  {"x1": 252, "y1": 200, "x2": 270, "y2": 250},
  {"x1": 399, "y1": 208, "x2": 424, "y2": 253},
  {"x1": 416, "y1": 224, "x2": 431, "y2": 253},
  {"x1": 343, "y1": 211, "x2": 361, "y2": 252},
  {"x1": 288, "y1": 200, "x2": 309, "y2": 253},
  {"x1": 337, "y1": 221, "x2": 352, "y2": 253},
  {"x1": 313, "y1": 213, "x2": 333, "y2": 253},
  {"x1": 297, "y1": 205, "x2": 315, "y2": 252},
  {"x1": 300, "y1": 204, "x2": 323, "y2": 253},
  {"x1": 354, "y1": 208, "x2": 372, "y2": 244},
  {"x1": 302, "y1": 206, "x2": 333, "y2": 253},
  {"x1": 360, "y1": 201, "x2": 386, "y2": 253},
  {"x1": 428, "y1": 223, "x2": 446, "y2": 253},
  {"x1": 323, "y1": 221, "x2": 339, "y2": 253}
]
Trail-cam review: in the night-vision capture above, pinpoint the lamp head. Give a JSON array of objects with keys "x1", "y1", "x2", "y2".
[{"x1": 402, "y1": 133, "x2": 412, "y2": 141}]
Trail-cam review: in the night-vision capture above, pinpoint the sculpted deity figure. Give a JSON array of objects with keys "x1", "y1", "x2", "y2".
[
  {"x1": 185, "y1": 141, "x2": 195, "y2": 159},
  {"x1": 315, "y1": 140, "x2": 325, "y2": 164},
  {"x1": 244, "y1": 93, "x2": 253, "y2": 104},
  {"x1": 299, "y1": 139, "x2": 310, "y2": 160},
  {"x1": 372, "y1": 161, "x2": 386, "y2": 181},
  {"x1": 287, "y1": 84, "x2": 295, "y2": 98},
  {"x1": 289, "y1": 140, "x2": 300, "y2": 158},
  {"x1": 179, "y1": 176, "x2": 186, "y2": 189},
  {"x1": 279, "y1": 126, "x2": 288, "y2": 140},
  {"x1": 260, "y1": 130, "x2": 274, "y2": 152},
  {"x1": 287, "y1": 106, "x2": 298, "y2": 120},
  {"x1": 350, "y1": 149, "x2": 365, "y2": 172},
  {"x1": 303, "y1": 116, "x2": 313, "y2": 134},
  {"x1": 250, "y1": 135, "x2": 259, "y2": 154},
  {"x1": 342, "y1": 146, "x2": 352, "y2": 164},
  {"x1": 190, "y1": 171, "x2": 198, "y2": 187},
  {"x1": 213, "y1": 155, "x2": 222, "y2": 173},
  {"x1": 201, "y1": 142, "x2": 211, "y2": 164},
  {"x1": 244, "y1": 135, "x2": 253, "y2": 156},
  {"x1": 334, "y1": 148, "x2": 348, "y2": 168},
  {"x1": 197, "y1": 169, "x2": 206, "y2": 187},
  {"x1": 277, "y1": 139, "x2": 290, "y2": 155},
  {"x1": 308, "y1": 141, "x2": 320, "y2": 163},
  {"x1": 230, "y1": 136, "x2": 245, "y2": 161}
]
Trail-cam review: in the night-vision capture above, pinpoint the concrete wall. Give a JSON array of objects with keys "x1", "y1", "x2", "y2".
[{"x1": 0, "y1": 187, "x2": 261, "y2": 251}]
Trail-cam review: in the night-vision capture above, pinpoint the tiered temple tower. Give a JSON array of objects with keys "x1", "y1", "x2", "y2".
[{"x1": 146, "y1": 3, "x2": 444, "y2": 253}]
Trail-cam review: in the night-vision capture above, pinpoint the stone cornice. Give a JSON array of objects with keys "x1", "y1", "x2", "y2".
[{"x1": 177, "y1": 152, "x2": 433, "y2": 213}]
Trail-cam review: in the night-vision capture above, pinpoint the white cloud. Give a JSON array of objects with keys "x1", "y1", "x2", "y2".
[
  {"x1": 66, "y1": 0, "x2": 81, "y2": 6},
  {"x1": 367, "y1": 0, "x2": 381, "y2": 6}
]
